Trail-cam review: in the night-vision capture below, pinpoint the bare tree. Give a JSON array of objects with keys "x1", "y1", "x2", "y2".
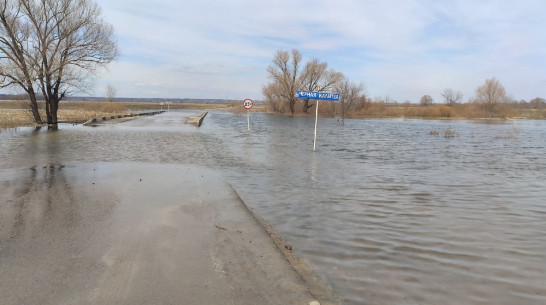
[
  {"x1": 385, "y1": 95, "x2": 396, "y2": 104},
  {"x1": 420, "y1": 95, "x2": 433, "y2": 106},
  {"x1": 0, "y1": 0, "x2": 118, "y2": 125},
  {"x1": 263, "y1": 50, "x2": 345, "y2": 116},
  {"x1": 299, "y1": 58, "x2": 343, "y2": 114},
  {"x1": 0, "y1": 0, "x2": 42, "y2": 123},
  {"x1": 263, "y1": 82, "x2": 286, "y2": 113},
  {"x1": 529, "y1": 97, "x2": 545, "y2": 109},
  {"x1": 442, "y1": 88, "x2": 463, "y2": 106},
  {"x1": 335, "y1": 78, "x2": 365, "y2": 124},
  {"x1": 105, "y1": 84, "x2": 116, "y2": 102},
  {"x1": 264, "y1": 49, "x2": 304, "y2": 115},
  {"x1": 474, "y1": 78, "x2": 507, "y2": 116}
]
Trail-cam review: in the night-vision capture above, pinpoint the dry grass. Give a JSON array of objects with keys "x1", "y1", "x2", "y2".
[
  {"x1": 226, "y1": 100, "x2": 267, "y2": 115},
  {"x1": 352, "y1": 103, "x2": 546, "y2": 120},
  {"x1": 263, "y1": 98, "x2": 546, "y2": 120},
  {"x1": 0, "y1": 100, "x2": 230, "y2": 129},
  {"x1": 0, "y1": 110, "x2": 35, "y2": 129},
  {"x1": 517, "y1": 109, "x2": 546, "y2": 119},
  {"x1": 0, "y1": 108, "x2": 127, "y2": 129},
  {"x1": 227, "y1": 101, "x2": 247, "y2": 115}
]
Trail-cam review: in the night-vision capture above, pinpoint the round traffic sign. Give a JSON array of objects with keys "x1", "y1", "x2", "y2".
[{"x1": 243, "y1": 99, "x2": 253, "y2": 110}]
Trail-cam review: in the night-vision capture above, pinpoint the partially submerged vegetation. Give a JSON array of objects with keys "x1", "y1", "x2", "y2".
[{"x1": 429, "y1": 127, "x2": 457, "y2": 138}]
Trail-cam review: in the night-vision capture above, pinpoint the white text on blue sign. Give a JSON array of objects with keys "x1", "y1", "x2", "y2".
[{"x1": 297, "y1": 90, "x2": 340, "y2": 101}]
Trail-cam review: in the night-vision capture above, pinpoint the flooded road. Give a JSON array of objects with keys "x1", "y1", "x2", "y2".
[
  {"x1": 2, "y1": 111, "x2": 546, "y2": 304},
  {"x1": 0, "y1": 112, "x2": 331, "y2": 305},
  {"x1": 203, "y1": 112, "x2": 546, "y2": 305}
]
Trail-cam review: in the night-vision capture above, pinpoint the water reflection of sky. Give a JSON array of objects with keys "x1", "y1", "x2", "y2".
[{"x1": 202, "y1": 112, "x2": 546, "y2": 305}]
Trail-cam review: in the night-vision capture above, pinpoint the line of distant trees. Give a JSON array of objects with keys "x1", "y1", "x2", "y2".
[
  {"x1": 264, "y1": 50, "x2": 545, "y2": 119},
  {"x1": 418, "y1": 78, "x2": 545, "y2": 116}
]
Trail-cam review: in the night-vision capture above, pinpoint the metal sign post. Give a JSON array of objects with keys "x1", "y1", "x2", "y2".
[
  {"x1": 160, "y1": 102, "x2": 164, "y2": 120},
  {"x1": 243, "y1": 99, "x2": 253, "y2": 131},
  {"x1": 297, "y1": 91, "x2": 340, "y2": 151},
  {"x1": 313, "y1": 99, "x2": 319, "y2": 151}
]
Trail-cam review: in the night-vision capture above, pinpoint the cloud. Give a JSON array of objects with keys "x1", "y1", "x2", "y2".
[{"x1": 91, "y1": 0, "x2": 546, "y2": 101}]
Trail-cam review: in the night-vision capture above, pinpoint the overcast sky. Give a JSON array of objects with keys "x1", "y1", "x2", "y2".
[{"x1": 92, "y1": 0, "x2": 546, "y2": 102}]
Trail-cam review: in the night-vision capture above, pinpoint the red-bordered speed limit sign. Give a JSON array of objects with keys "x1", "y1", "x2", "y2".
[{"x1": 243, "y1": 99, "x2": 253, "y2": 110}]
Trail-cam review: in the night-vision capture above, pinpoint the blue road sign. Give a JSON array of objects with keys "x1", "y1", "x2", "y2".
[{"x1": 297, "y1": 90, "x2": 340, "y2": 101}]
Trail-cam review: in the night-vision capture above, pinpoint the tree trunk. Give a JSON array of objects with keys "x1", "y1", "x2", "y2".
[
  {"x1": 289, "y1": 99, "x2": 296, "y2": 116},
  {"x1": 45, "y1": 97, "x2": 59, "y2": 125},
  {"x1": 26, "y1": 90, "x2": 43, "y2": 124},
  {"x1": 302, "y1": 99, "x2": 314, "y2": 114}
]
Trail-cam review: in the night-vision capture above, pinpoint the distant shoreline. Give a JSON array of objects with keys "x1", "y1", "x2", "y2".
[
  {"x1": 260, "y1": 105, "x2": 546, "y2": 121},
  {"x1": 1, "y1": 99, "x2": 544, "y2": 130}
]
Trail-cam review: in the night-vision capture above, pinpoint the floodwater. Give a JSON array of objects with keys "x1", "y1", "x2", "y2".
[{"x1": 1, "y1": 111, "x2": 546, "y2": 304}]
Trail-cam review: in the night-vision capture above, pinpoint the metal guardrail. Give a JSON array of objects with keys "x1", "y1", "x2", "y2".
[{"x1": 83, "y1": 111, "x2": 165, "y2": 126}]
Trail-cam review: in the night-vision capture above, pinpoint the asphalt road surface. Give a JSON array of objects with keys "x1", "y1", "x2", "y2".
[{"x1": 0, "y1": 114, "x2": 337, "y2": 305}]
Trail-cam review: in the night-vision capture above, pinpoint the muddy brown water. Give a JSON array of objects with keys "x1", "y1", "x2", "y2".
[{"x1": 1, "y1": 111, "x2": 546, "y2": 304}]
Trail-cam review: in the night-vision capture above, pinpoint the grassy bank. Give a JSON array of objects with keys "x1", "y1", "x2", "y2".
[
  {"x1": 351, "y1": 103, "x2": 546, "y2": 120},
  {"x1": 262, "y1": 101, "x2": 546, "y2": 120},
  {"x1": 0, "y1": 100, "x2": 230, "y2": 129}
]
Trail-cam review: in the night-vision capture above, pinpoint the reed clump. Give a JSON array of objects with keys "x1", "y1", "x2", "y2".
[
  {"x1": 228, "y1": 100, "x2": 246, "y2": 115},
  {"x1": 0, "y1": 110, "x2": 35, "y2": 128},
  {"x1": 428, "y1": 127, "x2": 456, "y2": 137},
  {"x1": 443, "y1": 127, "x2": 457, "y2": 138}
]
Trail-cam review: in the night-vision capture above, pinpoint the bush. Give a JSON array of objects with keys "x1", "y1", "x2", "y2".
[{"x1": 444, "y1": 127, "x2": 456, "y2": 138}]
